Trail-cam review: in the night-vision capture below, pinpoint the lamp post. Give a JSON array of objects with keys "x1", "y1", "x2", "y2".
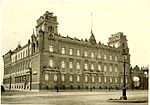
[
  {"x1": 56, "y1": 69, "x2": 60, "y2": 92},
  {"x1": 120, "y1": 49, "x2": 127, "y2": 100}
]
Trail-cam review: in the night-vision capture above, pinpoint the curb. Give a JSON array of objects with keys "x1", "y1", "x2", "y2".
[{"x1": 107, "y1": 99, "x2": 148, "y2": 103}]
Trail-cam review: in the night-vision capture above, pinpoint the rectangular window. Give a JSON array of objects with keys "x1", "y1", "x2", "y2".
[
  {"x1": 84, "y1": 63, "x2": 88, "y2": 70},
  {"x1": 98, "y1": 53, "x2": 101, "y2": 59},
  {"x1": 109, "y1": 66, "x2": 112, "y2": 72},
  {"x1": 84, "y1": 51, "x2": 88, "y2": 57},
  {"x1": 104, "y1": 54, "x2": 107, "y2": 60},
  {"x1": 49, "y1": 46, "x2": 53, "y2": 52},
  {"x1": 99, "y1": 76, "x2": 101, "y2": 82},
  {"x1": 69, "y1": 62, "x2": 73, "y2": 69},
  {"x1": 61, "y1": 47, "x2": 65, "y2": 54},
  {"x1": 121, "y1": 78, "x2": 123, "y2": 83},
  {"x1": 91, "y1": 52, "x2": 94, "y2": 58},
  {"x1": 61, "y1": 74, "x2": 65, "y2": 82},
  {"x1": 115, "y1": 56, "x2": 118, "y2": 61},
  {"x1": 115, "y1": 66, "x2": 118, "y2": 72},
  {"x1": 69, "y1": 48, "x2": 73, "y2": 55},
  {"x1": 115, "y1": 77, "x2": 118, "y2": 83},
  {"x1": 77, "y1": 75, "x2": 80, "y2": 82},
  {"x1": 77, "y1": 62, "x2": 80, "y2": 70},
  {"x1": 110, "y1": 77, "x2": 113, "y2": 83},
  {"x1": 110, "y1": 55, "x2": 112, "y2": 60},
  {"x1": 91, "y1": 64, "x2": 94, "y2": 70},
  {"x1": 61, "y1": 61, "x2": 65, "y2": 68},
  {"x1": 104, "y1": 65, "x2": 107, "y2": 71},
  {"x1": 92, "y1": 76, "x2": 95, "y2": 83},
  {"x1": 77, "y1": 50, "x2": 80, "y2": 56},
  {"x1": 69, "y1": 75, "x2": 73, "y2": 82},
  {"x1": 104, "y1": 77, "x2": 107, "y2": 83},
  {"x1": 98, "y1": 64, "x2": 101, "y2": 71},
  {"x1": 126, "y1": 78, "x2": 128, "y2": 83}
]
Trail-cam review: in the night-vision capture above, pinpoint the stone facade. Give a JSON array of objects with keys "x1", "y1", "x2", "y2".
[{"x1": 3, "y1": 11, "x2": 131, "y2": 91}]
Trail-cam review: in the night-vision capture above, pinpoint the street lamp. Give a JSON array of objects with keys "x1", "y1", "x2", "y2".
[{"x1": 120, "y1": 49, "x2": 127, "y2": 100}]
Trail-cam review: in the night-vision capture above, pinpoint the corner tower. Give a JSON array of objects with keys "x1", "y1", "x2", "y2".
[
  {"x1": 108, "y1": 32, "x2": 128, "y2": 48},
  {"x1": 36, "y1": 11, "x2": 58, "y2": 35}
]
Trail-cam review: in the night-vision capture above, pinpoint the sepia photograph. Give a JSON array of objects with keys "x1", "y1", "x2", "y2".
[{"x1": 0, "y1": 0, "x2": 149, "y2": 104}]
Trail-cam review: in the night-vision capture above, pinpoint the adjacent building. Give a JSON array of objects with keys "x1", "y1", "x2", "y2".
[
  {"x1": 130, "y1": 65, "x2": 149, "y2": 90},
  {"x1": 3, "y1": 11, "x2": 131, "y2": 91}
]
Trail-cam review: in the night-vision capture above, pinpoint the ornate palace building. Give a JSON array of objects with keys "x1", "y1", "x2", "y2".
[{"x1": 3, "y1": 11, "x2": 130, "y2": 91}]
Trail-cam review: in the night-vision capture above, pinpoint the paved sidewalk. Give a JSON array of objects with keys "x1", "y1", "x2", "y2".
[{"x1": 1, "y1": 90, "x2": 148, "y2": 105}]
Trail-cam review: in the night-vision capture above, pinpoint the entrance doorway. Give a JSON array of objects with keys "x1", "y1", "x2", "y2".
[{"x1": 133, "y1": 76, "x2": 140, "y2": 89}]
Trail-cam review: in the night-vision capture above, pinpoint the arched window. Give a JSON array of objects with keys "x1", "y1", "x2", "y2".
[
  {"x1": 61, "y1": 74, "x2": 65, "y2": 82},
  {"x1": 77, "y1": 75, "x2": 80, "y2": 82},
  {"x1": 85, "y1": 75, "x2": 88, "y2": 82},
  {"x1": 54, "y1": 74, "x2": 57, "y2": 82},
  {"x1": 92, "y1": 76, "x2": 95, "y2": 83},
  {"x1": 70, "y1": 75, "x2": 73, "y2": 82},
  {"x1": 99, "y1": 76, "x2": 101, "y2": 83},
  {"x1": 115, "y1": 77, "x2": 118, "y2": 83},
  {"x1": 45, "y1": 74, "x2": 49, "y2": 81},
  {"x1": 49, "y1": 59, "x2": 53, "y2": 67},
  {"x1": 104, "y1": 77, "x2": 107, "y2": 83}
]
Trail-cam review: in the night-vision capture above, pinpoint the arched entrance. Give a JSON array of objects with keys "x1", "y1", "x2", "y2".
[{"x1": 133, "y1": 76, "x2": 141, "y2": 89}]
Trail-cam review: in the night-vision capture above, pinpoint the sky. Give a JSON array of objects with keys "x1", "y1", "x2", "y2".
[{"x1": 0, "y1": 0, "x2": 150, "y2": 82}]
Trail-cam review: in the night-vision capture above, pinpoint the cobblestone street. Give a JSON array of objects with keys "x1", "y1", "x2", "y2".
[{"x1": 1, "y1": 90, "x2": 148, "y2": 105}]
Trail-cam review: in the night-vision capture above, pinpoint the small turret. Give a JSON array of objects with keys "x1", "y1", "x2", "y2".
[{"x1": 89, "y1": 30, "x2": 96, "y2": 45}]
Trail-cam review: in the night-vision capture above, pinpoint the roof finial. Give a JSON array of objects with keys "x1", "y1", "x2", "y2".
[{"x1": 91, "y1": 12, "x2": 93, "y2": 32}]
